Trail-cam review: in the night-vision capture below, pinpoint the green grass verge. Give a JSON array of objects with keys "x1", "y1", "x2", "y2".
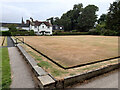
[
  {"x1": 28, "y1": 51, "x2": 68, "y2": 77},
  {"x1": 1, "y1": 48, "x2": 11, "y2": 89}
]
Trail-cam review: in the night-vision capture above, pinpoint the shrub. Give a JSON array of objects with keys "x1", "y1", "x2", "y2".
[
  {"x1": 0, "y1": 31, "x2": 11, "y2": 36},
  {"x1": 11, "y1": 30, "x2": 35, "y2": 36},
  {"x1": 72, "y1": 30, "x2": 78, "y2": 32},
  {"x1": 53, "y1": 32, "x2": 89, "y2": 35},
  {"x1": 29, "y1": 30, "x2": 35, "y2": 36},
  {"x1": 101, "y1": 29, "x2": 118, "y2": 36},
  {"x1": 89, "y1": 29, "x2": 101, "y2": 35}
]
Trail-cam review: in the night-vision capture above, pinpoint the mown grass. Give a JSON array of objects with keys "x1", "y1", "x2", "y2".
[{"x1": 1, "y1": 48, "x2": 11, "y2": 89}]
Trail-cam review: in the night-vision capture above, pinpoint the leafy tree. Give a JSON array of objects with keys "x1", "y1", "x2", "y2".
[
  {"x1": 77, "y1": 5, "x2": 99, "y2": 32},
  {"x1": 47, "y1": 3, "x2": 98, "y2": 32},
  {"x1": 7, "y1": 24, "x2": 17, "y2": 32},
  {"x1": 106, "y1": 1, "x2": 120, "y2": 32},
  {"x1": 60, "y1": 3, "x2": 83, "y2": 31},
  {"x1": 97, "y1": 14, "x2": 107, "y2": 24}
]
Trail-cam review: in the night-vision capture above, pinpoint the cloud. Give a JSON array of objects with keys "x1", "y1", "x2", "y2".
[
  {"x1": 0, "y1": 3, "x2": 33, "y2": 22},
  {"x1": 0, "y1": 0, "x2": 115, "y2": 23}
]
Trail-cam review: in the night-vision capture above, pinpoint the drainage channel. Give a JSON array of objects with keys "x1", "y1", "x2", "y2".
[
  {"x1": 7, "y1": 36, "x2": 15, "y2": 47},
  {"x1": 14, "y1": 36, "x2": 120, "y2": 70}
]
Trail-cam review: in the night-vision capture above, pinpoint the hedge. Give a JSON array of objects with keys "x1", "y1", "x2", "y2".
[
  {"x1": 0, "y1": 31, "x2": 11, "y2": 36},
  {"x1": 53, "y1": 32, "x2": 89, "y2": 35}
]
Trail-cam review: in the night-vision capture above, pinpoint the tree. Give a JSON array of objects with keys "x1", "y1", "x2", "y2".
[
  {"x1": 97, "y1": 14, "x2": 107, "y2": 24},
  {"x1": 60, "y1": 3, "x2": 83, "y2": 31},
  {"x1": 77, "y1": 5, "x2": 99, "y2": 32},
  {"x1": 6, "y1": 24, "x2": 17, "y2": 32},
  {"x1": 48, "y1": 3, "x2": 99, "y2": 31},
  {"x1": 106, "y1": 1, "x2": 120, "y2": 32}
]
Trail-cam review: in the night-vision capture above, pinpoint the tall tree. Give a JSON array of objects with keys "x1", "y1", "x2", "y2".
[
  {"x1": 97, "y1": 14, "x2": 107, "y2": 24},
  {"x1": 7, "y1": 24, "x2": 17, "y2": 32},
  {"x1": 60, "y1": 3, "x2": 83, "y2": 31},
  {"x1": 48, "y1": 3, "x2": 99, "y2": 31},
  {"x1": 77, "y1": 5, "x2": 99, "y2": 32},
  {"x1": 106, "y1": 1, "x2": 120, "y2": 32}
]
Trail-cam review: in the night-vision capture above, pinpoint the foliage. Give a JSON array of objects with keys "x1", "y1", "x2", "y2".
[
  {"x1": 11, "y1": 30, "x2": 35, "y2": 36},
  {"x1": 77, "y1": 5, "x2": 99, "y2": 32},
  {"x1": 29, "y1": 30, "x2": 35, "y2": 36},
  {"x1": 72, "y1": 30, "x2": 78, "y2": 32},
  {"x1": 100, "y1": 29, "x2": 118, "y2": 36},
  {"x1": 1, "y1": 48, "x2": 11, "y2": 89},
  {"x1": 89, "y1": 29, "x2": 100, "y2": 35},
  {"x1": 47, "y1": 3, "x2": 99, "y2": 32},
  {"x1": 97, "y1": 14, "x2": 107, "y2": 24},
  {"x1": 106, "y1": 1, "x2": 120, "y2": 33},
  {"x1": 0, "y1": 31, "x2": 11, "y2": 36},
  {"x1": 7, "y1": 24, "x2": 17, "y2": 32},
  {"x1": 53, "y1": 32, "x2": 89, "y2": 35}
]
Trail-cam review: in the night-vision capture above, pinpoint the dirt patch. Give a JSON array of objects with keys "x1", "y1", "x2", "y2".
[
  {"x1": 17, "y1": 36, "x2": 118, "y2": 67},
  {"x1": 0, "y1": 36, "x2": 4, "y2": 46},
  {"x1": 20, "y1": 43, "x2": 119, "y2": 80}
]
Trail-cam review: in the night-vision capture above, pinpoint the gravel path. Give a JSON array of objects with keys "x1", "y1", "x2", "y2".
[{"x1": 8, "y1": 47, "x2": 35, "y2": 88}]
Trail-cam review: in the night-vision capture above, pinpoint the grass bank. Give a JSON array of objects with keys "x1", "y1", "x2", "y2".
[{"x1": 1, "y1": 48, "x2": 11, "y2": 89}]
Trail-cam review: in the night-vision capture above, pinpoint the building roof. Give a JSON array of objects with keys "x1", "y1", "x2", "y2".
[{"x1": 32, "y1": 21, "x2": 52, "y2": 26}]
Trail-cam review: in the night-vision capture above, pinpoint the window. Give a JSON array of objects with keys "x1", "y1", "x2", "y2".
[
  {"x1": 34, "y1": 26, "x2": 37, "y2": 28},
  {"x1": 42, "y1": 26, "x2": 44, "y2": 28}
]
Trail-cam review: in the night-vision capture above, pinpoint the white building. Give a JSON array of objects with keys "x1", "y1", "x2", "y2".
[{"x1": 29, "y1": 17, "x2": 53, "y2": 35}]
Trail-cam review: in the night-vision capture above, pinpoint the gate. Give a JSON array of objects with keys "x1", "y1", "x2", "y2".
[{"x1": 15, "y1": 37, "x2": 24, "y2": 44}]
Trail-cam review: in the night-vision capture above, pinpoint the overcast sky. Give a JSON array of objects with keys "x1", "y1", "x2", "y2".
[{"x1": 0, "y1": 0, "x2": 116, "y2": 23}]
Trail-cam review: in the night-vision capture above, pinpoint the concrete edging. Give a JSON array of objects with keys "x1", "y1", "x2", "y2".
[
  {"x1": 11, "y1": 37, "x2": 119, "y2": 89},
  {"x1": 63, "y1": 63, "x2": 119, "y2": 88},
  {"x1": 11, "y1": 37, "x2": 56, "y2": 89}
]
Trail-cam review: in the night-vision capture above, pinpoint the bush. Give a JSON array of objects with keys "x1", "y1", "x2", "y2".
[
  {"x1": 89, "y1": 29, "x2": 101, "y2": 35},
  {"x1": 11, "y1": 30, "x2": 35, "y2": 36},
  {"x1": 53, "y1": 32, "x2": 89, "y2": 35},
  {"x1": 100, "y1": 29, "x2": 118, "y2": 36},
  {"x1": 0, "y1": 31, "x2": 11, "y2": 36},
  {"x1": 29, "y1": 30, "x2": 35, "y2": 36},
  {"x1": 72, "y1": 30, "x2": 78, "y2": 32}
]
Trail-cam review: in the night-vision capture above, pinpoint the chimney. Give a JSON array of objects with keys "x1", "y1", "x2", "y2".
[
  {"x1": 47, "y1": 20, "x2": 51, "y2": 24},
  {"x1": 30, "y1": 17, "x2": 33, "y2": 22},
  {"x1": 26, "y1": 20, "x2": 30, "y2": 24}
]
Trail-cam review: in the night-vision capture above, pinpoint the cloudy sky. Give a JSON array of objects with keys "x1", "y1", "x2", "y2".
[{"x1": 0, "y1": 0, "x2": 116, "y2": 23}]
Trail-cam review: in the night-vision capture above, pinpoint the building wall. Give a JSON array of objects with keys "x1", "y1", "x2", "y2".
[
  {"x1": 30, "y1": 23, "x2": 53, "y2": 35},
  {"x1": 21, "y1": 27, "x2": 30, "y2": 30}
]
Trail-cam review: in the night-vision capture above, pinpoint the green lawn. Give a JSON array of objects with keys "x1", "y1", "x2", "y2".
[{"x1": 0, "y1": 48, "x2": 11, "y2": 89}]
